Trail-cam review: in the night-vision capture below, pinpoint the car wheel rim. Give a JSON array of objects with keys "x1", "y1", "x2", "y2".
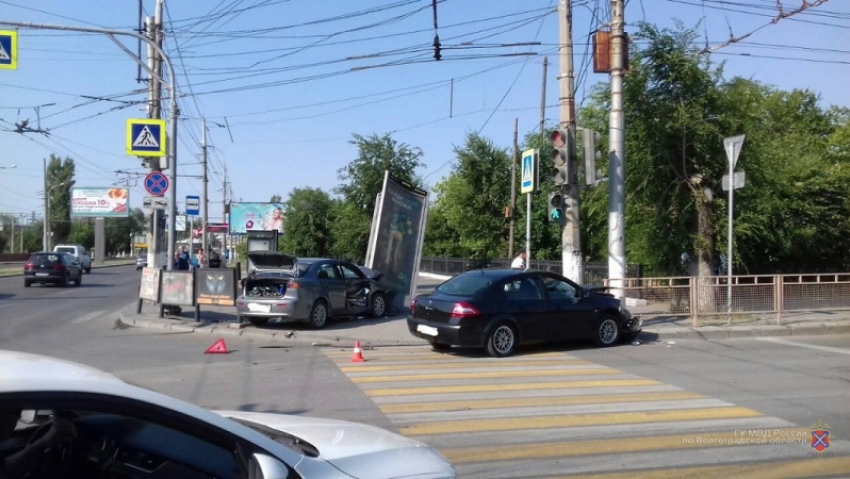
[
  {"x1": 493, "y1": 326, "x2": 514, "y2": 354},
  {"x1": 314, "y1": 304, "x2": 327, "y2": 326},
  {"x1": 600, "y1": 319, "x2": 618, "y2": 344},
  {"x1": 374, "y1": 296, "x2": 385, "y2": 316}
]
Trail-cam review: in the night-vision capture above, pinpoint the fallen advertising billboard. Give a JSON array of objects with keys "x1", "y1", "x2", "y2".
[
  {"x1": 195, "y1": 268, "x2": 238, "y2": 306},
  {"x1": 229, "y1": 202, "x2": 284, "y2": 234},
  {"x1": 366, "y1": 172, "x2": 428, "y2": 312},
  {"x1": 160, "y1": 271, "x2": 195, "y2": 307},
  {"x1": 70, "y1": 187, "x2": 130, "y2": 217}
]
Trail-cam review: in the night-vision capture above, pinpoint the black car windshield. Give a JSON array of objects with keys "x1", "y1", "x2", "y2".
[{"x1": 435, "y1": 272, "x2": 495, "y2": 296}]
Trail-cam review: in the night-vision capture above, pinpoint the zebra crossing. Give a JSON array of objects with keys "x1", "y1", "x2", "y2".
[{"x1": 323, "y1": 346, "x2": 849, "y2": 478}]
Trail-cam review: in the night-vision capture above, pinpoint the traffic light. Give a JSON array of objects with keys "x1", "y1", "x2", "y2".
[
  {"x1": 547, "y1": 191, "x2": 565, "y2": 224},
  {"x1": 550, "y1": 129, "x2": 571, "y2": 186},
  {"x1": 582, "y1": 129, "x2": 602, "y2": 185}
]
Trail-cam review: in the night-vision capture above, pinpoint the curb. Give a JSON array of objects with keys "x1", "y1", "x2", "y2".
[
  {"x1": 0, "y1": 261, "x2": 136, "y2": 278},
  {"x1": 117, "y1": 312, "x2": 430, "y2": 348},
  {"x1": 640, "y1": 322, "x2": 850, "y2": 341}
]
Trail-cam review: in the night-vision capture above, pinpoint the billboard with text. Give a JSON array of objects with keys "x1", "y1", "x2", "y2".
[
  {"x1": 70, "y1": 187, "x2": 129, "y2": 217},
  {"x1": 228, "y1": 202, "x2": 284, "y2": 234}
]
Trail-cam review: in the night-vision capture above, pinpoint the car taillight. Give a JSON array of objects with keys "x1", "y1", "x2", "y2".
[
  {"x1": 24, "y1": 263, "x2": 33, "y2": 270},
  {"x1": 451, "y1": 302, "x2": 479, "y2": 319},
  {"x1": 287, "y1": 280, "x2": 300, "y2": 289},
  {"x1": 409, "y1": 299, "x2": 416, "y2": 314},
  {"x1": 53, "y1": 264, "x2": 65, "y2": 271}
]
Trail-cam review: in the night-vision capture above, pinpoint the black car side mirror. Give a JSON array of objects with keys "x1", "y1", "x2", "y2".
[{"x1": 580, "y1": 289, "x2": 590, "y2": 299}]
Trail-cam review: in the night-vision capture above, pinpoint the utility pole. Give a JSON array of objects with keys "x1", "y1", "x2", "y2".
[
  {"x1": 508, "y1": 118, "x2": 518, "y2": 259},
  {"x1": 558, "y1": 0, "x2": 583, "y2": 284},
  {"x1": 201, "y1": 117, "x2": 209, "y2": 266},
  {"x1": 222, "y1": 163, "x2": 228, "y2": 262},
  {"x1": 42, "y1": 157, "x2": 48, "y2": 251},
  {"x1": 540, "y1": 56, "x2": 548, "y2": 135},
  {"x1": 608, "y1": 0, "x2": 626, "y2": 298}
]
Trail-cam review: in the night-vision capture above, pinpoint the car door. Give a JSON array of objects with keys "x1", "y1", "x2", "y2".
[
  {"x1": 67, "y1": 254, "x2": 82, "y2": 279},
  {"x1": 316, "y1": 262, "x2": 347, "y2": 315},
  {"x1": 541, "y1": 273, "x2": 599, "y2": 339},
  {"x1": 500, "y1": 274, "x2": 550, "y2": 342},
  {"x1": 338, "y1": 262, "x2": 372, "y2": 315}
]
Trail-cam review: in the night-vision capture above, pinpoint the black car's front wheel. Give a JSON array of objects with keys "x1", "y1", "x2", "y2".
[
  {"x1": 370, "y1": 292, "x2": 387, "y2": 318},
  {"x1": 486, "y1": 322, "x2": 518, "y2": 358},
  {"x1": 595, "y1": 316, "x2": 620, "y2": 347},
  {"x1": 429, "y1": 341, "x2": 452, "y2": 352}
]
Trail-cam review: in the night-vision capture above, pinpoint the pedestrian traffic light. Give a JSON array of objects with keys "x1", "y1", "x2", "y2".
[
  {"x1": 550, "y1": 129, "x2": 571, "y2": 186},
  {"x1": 548, "y1": 191, "x2": 565, "y2": 224},
  {"x1": 582, "y1": 129, "x2": 602, "y2": 185}
]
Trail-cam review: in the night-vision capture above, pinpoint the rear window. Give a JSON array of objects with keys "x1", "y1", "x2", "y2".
[
  {"x1": 435, "y1": 272, "x2": 495, "y2": 297},
  {"x1": 56, "y1": 247, "x2": 76, "y2": 255},
  {"x1": 30, "y1": 254, "x2": 61, "y2": 265}
]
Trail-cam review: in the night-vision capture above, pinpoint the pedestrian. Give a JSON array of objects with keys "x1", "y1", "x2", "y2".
[
  {"x1": 198, "y1": 248, "x2": 207, "y2": 268},
  {"x1": 511, "y1": 251, "x2": 527, "y2": 269},
  {"x1": 176, "y1": 246, "x2": 191, "y2": 271}
]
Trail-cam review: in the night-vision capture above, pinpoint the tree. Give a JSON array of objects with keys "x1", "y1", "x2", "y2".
[
  {"x1": 104, "y1": 208, "x2": 146, "y2": 254},
  {"x1": 269, "y1": 195, "x2": 282, "y2": 203},
  {"x1": 429, "y1": 133, "x2": 512, "y2": 259},
  {"x1": 67, "y1": 221, "x2": 94, "y2": 250},
  {"x1": 333, "y1": 133, "x2": 426, "y2": 260},
  {"x1": 278, "y1": 188, "x2": 336, "y2": 257},
  {"x1": 45, "y1": 155, "x2": 76, "y2": 244}
]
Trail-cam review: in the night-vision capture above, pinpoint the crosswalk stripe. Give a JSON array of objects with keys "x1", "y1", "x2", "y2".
[
  {"x1": 441, "y1": 428, "x2": 811, "y2": 464},
  {"x1": 340, "y1": 359, "x2": 593, "y2": 372},
  {"x1": 539, "y1": 455, "x2": 850, "y2": 479},
  {"x1": 379, "y1": 390, "x2": 706, "y2": 414},
  {"x1": 351, "y1": 367, "x2": 621, "y2": 383},
  {"x1": 398, "y1": 406, "x2": 762, "y2": 436},
  {"x1": 365, "y1": 378, "x2": 661, "y2": 396},
  {"x1": 388, "y1": 398, "x2": 736, "y2": 424},
  {"x1": 370, "y1": 384, "x2": 686, "y2": 405}
]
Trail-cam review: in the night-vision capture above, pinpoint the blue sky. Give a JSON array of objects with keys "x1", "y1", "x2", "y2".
[{"x1": 1, "y1": 0, "x2": 847, "y2": 222}]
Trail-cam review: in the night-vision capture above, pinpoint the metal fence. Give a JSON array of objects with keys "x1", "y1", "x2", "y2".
[
  {"x1": 419, "y1": 257, "x2": 642, "y2": 285},
  {"x1": 607, "y1": 273, "x2": 850, "y2": 326}
]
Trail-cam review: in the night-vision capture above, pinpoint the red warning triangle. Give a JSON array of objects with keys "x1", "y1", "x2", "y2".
[{"x1": 205, "y1": 339, "x2": 228, "y2": 354}]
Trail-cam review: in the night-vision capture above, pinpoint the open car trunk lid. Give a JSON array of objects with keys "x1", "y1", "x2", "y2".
[{"x1": 247, "y1": 251, "x2": 296, "y2": 273}]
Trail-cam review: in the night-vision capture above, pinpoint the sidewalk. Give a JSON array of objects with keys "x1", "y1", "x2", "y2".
[{"x1": 117, "y1": 273, "x2": 850, "y2": 347}]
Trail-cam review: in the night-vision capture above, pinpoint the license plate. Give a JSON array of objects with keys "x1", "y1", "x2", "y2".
[
  {"x1": 417, "y1": 325, "x2": 438, "y2": 336},
  {"x1": 35, "y1": 273, "x2": 49, "y2": 277},
  {"x1": 247, "y1": 303, "x2": 271, "y2": 313}
]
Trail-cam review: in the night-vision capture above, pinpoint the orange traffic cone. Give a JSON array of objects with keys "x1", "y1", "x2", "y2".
[
  {"x1": 205, "y1": 338, "x2": 228, "y2": 354},
  {"x1": 350, "y1": 341, "x2": 365, "y2": 363}
]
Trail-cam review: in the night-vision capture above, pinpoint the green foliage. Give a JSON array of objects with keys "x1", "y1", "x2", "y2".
[
  {"x1": 278, "y1": 188, "x2": 336, "y2": 257},
  {"x1": 104, "y1": 208, "x2": 146, "y2": 254},
  {"x1": 67, "y1": 221, "x2": 94, "y2": 249},
  {"x1": 269, "y1": 194, "x2": 282, "y2": 203},
  {"x1": 46, "y1": 155, "x2": 75, "y2": 244},
  {"x1": 329, "y1": 201, "x2": 372, "y2": 263}
]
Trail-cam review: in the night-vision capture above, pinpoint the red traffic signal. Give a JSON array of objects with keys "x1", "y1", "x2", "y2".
[{"x1": 550, "y1": 129, "x2": 569, "y2": 148}]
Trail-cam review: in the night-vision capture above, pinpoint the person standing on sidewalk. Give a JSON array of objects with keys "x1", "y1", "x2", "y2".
[{"x1": 511, "y1": 251, "x2": 527, "y2": 269}]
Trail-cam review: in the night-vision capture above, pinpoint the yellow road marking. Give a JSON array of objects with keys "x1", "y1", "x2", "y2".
[
  {"x1": 366, "y1": 379, "x2": 661, "y2": 397},
  {"x1": 399, "y1": 406, "x2": 762, "y2": 435},
  {"x1": 543, "y1": 455, "x2": 850, "y2": 479},
  {"x1": 441, "y1": 428, "x2": 810, "y2": 464},
  {"x1": 352, "y1": 368, "x2": 621, "y2": 383},
  {"x1": 380, "y1": 391, "x2": 705, "y2": 414},
  {"x1": 324, "y1": 351, "x2": 572, "y2": 360},
  {"x1": 340, "y1": 359, "x2": 592, "y2": 372}
]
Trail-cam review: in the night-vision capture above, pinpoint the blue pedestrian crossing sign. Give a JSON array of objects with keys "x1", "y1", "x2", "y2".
[
  {"x1": 520, "y1": 148, "x2": 539, "y2": 194},
  {"x1": 0, "y1": 30, "x2": 17, "y2": 70},
  {"x1": 126, "y1": 118, "x2": 166, "y2": 157}
]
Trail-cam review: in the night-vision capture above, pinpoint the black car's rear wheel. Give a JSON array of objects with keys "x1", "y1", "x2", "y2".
[
  {"x1": 429, "y1": 341, "x2": 452, "y2": 352},
  {"x1": 370, "y1": 292, "x2": 387, "y2": 318},
  {"x1": 595, "y1": 316, "x2": 620, "y2": 347},
  {"x1": 24, "y1": 281, "x2": 31, "y2": 288},
  {"x1": 486, "y1": 322, "x2": 518, "y2": 358},
  {"x1": 61, "y1": 273, "x2": 69, "y2": 288},
  {"x1": 248, "y1": 317, "x2": 269, "y2": 327}
]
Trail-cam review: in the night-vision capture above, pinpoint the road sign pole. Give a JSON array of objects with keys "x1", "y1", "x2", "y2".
[
  {"x1": 727, "y1": 143, "x2": 734, "y2": 325},
  {"x1": 526, "y1": 192, "x2": 532, "y2": 271}
]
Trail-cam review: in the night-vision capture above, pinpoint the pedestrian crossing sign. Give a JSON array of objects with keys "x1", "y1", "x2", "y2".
[
  {"x1": 520, "y1": 148, "x2": 539, "y2": 194},
  {"x1": 0, "y1": 30, "x2": 17, "y2": 70},
  {"x1": 126, "y1": 118, "x2": 166, "y2": 157}
]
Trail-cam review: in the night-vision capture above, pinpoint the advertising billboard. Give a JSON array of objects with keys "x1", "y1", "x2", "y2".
[
  {"x1": 195, "y1": 268, "x2": 238, "y2": 306},
  {"x1": 70, "y1": 187, "x2": 130, "y2": 217},
  {"x1": 366, "y1": 172, "x2": 428, "y2": 312},
  {"x1": 229, "y1": 202, "x2": 284, "y2": 234},
  {"x1": 160, "y1": 271, "x2": 195, "y2": 306}
]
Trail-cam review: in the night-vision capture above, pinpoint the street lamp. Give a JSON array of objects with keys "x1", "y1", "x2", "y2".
[{"x1": 43, "y1": 181, "x2": 66, "y2": 251}]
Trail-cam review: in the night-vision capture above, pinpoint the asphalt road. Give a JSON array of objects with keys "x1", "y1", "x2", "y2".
[{"x1": 1, "y1": 267, "x2": 848, "y2": 477}]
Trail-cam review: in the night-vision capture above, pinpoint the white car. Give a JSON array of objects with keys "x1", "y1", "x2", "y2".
[
  {"x1": 54, "y1": 245, "x2": 92, "y2": 273},
  {"x1": 0, "y1": 350, "x2": 455, "y2": 479}
]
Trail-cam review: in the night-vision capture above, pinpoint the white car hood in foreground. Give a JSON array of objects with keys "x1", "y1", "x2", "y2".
[{"x1": 217, "y1": 411, "x2": 455, "y2": 479}]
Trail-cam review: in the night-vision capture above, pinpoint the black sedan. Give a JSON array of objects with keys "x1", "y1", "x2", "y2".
[
  {"x1": 24, "y1": 251, "x2": 83, "y2": 288},
  {"x1": 408, "y1": 268, "x2": 642, "y2": 357}
]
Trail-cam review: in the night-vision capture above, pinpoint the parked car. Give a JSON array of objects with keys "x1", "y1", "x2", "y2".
[
  {"x1": 23, "y1": 251, "x2": 83, "y2": 288},
  {"x1": 54, "y1": 244, "x2": 92, "y2": 273},
  {"x1": 408, "y1": 268, "x2": 642, "y2": 357},
  {"x1": 236, "y1": 252, "x2": 388, "y2": 329},
  {"x1": 0, "y1": 349, "x2": 455, "y2": 479},
  {"x1": 136, "y1": 255, "x2": 148, "y2": 270}
]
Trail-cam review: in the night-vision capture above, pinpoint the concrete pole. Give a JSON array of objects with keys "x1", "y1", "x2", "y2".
[
  {"x1": 540, "y1": 56, "x2": 548, "y2": 135},
  {"x1": 508, "y1": 118, "x2": 517, "y2": 259},
  {"x1": 42, "y1": 158, "x2": 48, "y2": 251},
  {"x1": 608, "y1": 0, "x2": 626, "y2": 297},
  {"x1": 558, "y1": 0, "x2": 583, "y2": 283},
  {"x1": 202, "y1": 117, "x2": 209, "y2": 266}
]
